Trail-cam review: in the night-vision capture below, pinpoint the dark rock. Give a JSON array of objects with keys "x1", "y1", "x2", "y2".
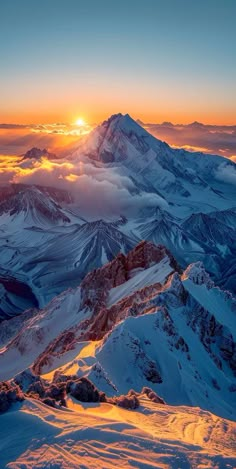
[
  {"x1": 68, "y1": 377, "x2": 100, "y2": 402},
  {"x1": 0, "y1": 381, "x2": 24, "y2": 413}
]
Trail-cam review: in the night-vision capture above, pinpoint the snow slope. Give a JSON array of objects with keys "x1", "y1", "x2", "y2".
[
  {"x1": 0, "y1": 242, "x2": 235, "y2": 420},
  {"x1": 1, "y1": 397, "x2": 236, "y2": 469},
  {"x1": 107, "y1": 256, "x2": 173, "y2": 306},
  {"x1": 0, "y1": 240, "x2": 235, "y2": 467},
  {"x1": 0, "y1": 185, "x2": 71, "y2": 228}
]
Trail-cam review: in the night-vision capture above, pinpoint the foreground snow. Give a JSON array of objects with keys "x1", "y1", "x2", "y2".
[{"x1": 1, "y1": 396, "x2": 236, "y2": 469}]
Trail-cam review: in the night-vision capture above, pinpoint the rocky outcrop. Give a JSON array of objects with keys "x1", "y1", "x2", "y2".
[
  {"x1": 23, "y1": 147, "x2": 57, "y2": 160},
  {"x1": 182, "y1": 262, "x2": 214, "y2": 288},
  {"x1": 81, "y1": 240, "x2": 179, "y2": 311},
  {"x1": 0, "y1": 381, "x2": 24, "y2": 413}
]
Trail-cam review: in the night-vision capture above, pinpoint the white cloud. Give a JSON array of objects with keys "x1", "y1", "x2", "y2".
[
  {"x1": 0, "y1": 154, "x2": 168, "y2": 217},
  {"x1": 214, "y1": 163, "x2": 236, "y2": 185}
]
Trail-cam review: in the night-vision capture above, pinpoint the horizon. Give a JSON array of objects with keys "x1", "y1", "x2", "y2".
[
  {"x1": 1, "y1": 113, "x2": 236, "y2": 127},
  {"x1": 1, "y1": 111, "x2": 235, "y2": 160}
]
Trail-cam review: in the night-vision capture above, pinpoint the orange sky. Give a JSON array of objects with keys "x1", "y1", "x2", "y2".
[{"x1": 1, "y1": 95, "x2": 236, "y2": 127}]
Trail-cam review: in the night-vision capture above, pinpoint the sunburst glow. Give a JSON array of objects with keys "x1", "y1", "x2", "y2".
[{"x1": 75, "y1": 118, "x2": 85, "y2": 127}]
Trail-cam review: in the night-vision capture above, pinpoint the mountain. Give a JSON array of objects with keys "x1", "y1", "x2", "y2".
[
  {"x1": 0, "y1": 114, "x2": 235, "y2": 319},
  {"x1": 182, "y1": 210, "x2": 236, "y2": 247},
  {"x1": 0, "y1": 184, "x2": 75, "y2": 317},
  {"x1": 0, "y1": 271, "x2": 38, "y2": 320},
  {"x1": 23, "y1": 147, "x2": 57, "y2": 160},
  {"x1": 0, "y1": 242, "x2": 235, "y2": 421},
  {"x1": 77, "y1": 113, "x2": 236, "y2": 208},
  {"x1": 136, "y1": 207, "x2": 203, "y2": 265},
  {"x1": 0, "y1": 116, "x2": 235, "y2": 467},
  {"x1": 77, "y1": 113, "x2": 236, "y2": 289},
  {"x1": 27, "y1": 219, "x2": 138, "y2": 305},
  {"x1": 0, "y1": 184, "x2": 71, "y2": 228},
  {"x1": 0, "y1": 210, "x2": 138, "y2": 314}
]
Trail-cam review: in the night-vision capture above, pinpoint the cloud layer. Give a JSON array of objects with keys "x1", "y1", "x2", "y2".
[
  {"x1": 142, "y1": 122, "x2": 236, "y2": 159},
  {"x1": 214, "y1": 162, "x2": 236, "y2": 185},
  {"x1": 0, "y1": 118, "x2": 235, "y2": 217},
  {"x1": 0, "y1": 154, "x2": 168, "y2": 217}
]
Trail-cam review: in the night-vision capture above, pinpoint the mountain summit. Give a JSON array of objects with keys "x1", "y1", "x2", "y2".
[{"x1": 80, "y1": 112, "x2": 163, "y2": 163}]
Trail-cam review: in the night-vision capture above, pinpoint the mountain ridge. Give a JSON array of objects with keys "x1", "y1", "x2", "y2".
[{"x1": 0, "y1": 240, "x2": 235, "y2": 421}]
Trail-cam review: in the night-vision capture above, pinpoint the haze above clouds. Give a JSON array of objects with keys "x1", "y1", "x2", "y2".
[{"x1": 0, "y1": 120, "x2": 236, "y2": 161}]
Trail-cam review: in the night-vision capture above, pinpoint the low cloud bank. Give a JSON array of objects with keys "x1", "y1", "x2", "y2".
[
  {"x1": 0, "y1": 154, "x2": 168, "y2": 216},
  {"x1": 0, "y1": 121, "x2": 236, "y2": 158},
  {"x1": 214, "y1": 163, "x2": 236, "y2": 185}
]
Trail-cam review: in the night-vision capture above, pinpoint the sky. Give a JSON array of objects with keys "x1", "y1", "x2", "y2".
[{"x1": 0, "y1": 0, "x2": 236, "y2": 125}]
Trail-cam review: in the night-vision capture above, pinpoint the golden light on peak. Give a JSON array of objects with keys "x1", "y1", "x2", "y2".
[{"x1": 75, "y1": 118, "x2": 85, "y2": 127}]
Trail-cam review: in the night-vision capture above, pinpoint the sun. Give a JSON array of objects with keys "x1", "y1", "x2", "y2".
[{"x1": 75, "y1": 118, "x2": 85, "y2": 127}]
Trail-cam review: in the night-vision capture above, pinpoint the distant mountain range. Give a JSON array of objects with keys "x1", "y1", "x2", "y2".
[
  {"x1": 0, "y1": 114, "x2": 235, "y2": 318},
  {"x1": 137, "y1": 119, "x2": 236, "y2": 159}
]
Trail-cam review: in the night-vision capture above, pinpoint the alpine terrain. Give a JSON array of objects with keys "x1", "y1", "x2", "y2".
[{"x1": 0, "y1": 114, "x2": 236, "y2": 468}]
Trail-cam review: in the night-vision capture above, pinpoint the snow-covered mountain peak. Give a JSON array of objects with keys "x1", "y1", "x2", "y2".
[
  {"x1": 0, "y1": 184, "x2": 71, "y2": 227},
  {"x1": 102, "y1": 112, "x2": 141, "y2": 131},
  {"x1": 182, "y1": 261, "x2": 214, "y2": 288},
  {"x1": 75, "y1": 112, "x2": 236, "y2": 217},
  {"x1": 79, "y1": 112, "x2": 162, "y2": 163}
]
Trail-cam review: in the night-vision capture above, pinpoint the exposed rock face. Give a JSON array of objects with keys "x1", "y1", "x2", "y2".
[
  {"x1": 32, "y1": 241, "x2": 177, "y2": 372},
  {"x1": 126, "y1": 240, "x2": 180, "y2": 272},
  {"x1": 113, "y1": 392, "x2": 140, "y2": 409},
  {"x1": 0, "y1": 381, "x2": 24, "y2": 413},
  {"x1": 142, "y1": 387, "x2": 166, "y2": 404},
  {"x1": 77, "y1": 241, "x2": 179, "y2": 340},
  {"x1": 14, "y1": 369, "x2": 43, "y2": 392},
  {"x1": 81, "y1": 240, "x2": 179, "y2": 311},
  {"x1": 1, "y1": 373, "x2": 169, "y2": 414},
  {"x1": 67, "y1": 377, "x2": 100, "y2": 402}
]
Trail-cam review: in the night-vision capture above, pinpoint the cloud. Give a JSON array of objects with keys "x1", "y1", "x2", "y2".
[
  {"x1": 0, "y1": 124, "x2": 30, "y2": 129},
  {"x1": 171, "y1": 143, "x2": 211, "y2": 153},
  {"x1": 0, "y1": 123, "x2": 94, "y2": 159},
  {"x1": 145, "y1": 122, "x2": 236, "y2": 158},
  {"x1": 1, "y1": 120, "x2": 235, "y2": 159},
  {"x1": 1, "y1": 118, "x2": 235, "y2": 217},
  {"x1": 0, "y1": 153, "x2": 168, "y2": 216},
  {"x1": 214, "y1": 162, "x2": 236, "y2": 185}
]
